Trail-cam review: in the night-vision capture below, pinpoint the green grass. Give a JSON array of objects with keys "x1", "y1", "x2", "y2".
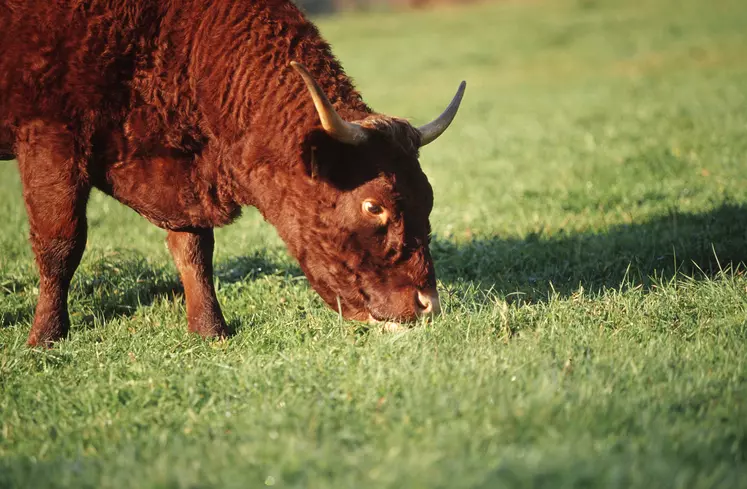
[{"x1": 2, "y1": 0, "x2": 747, "y2": 486}]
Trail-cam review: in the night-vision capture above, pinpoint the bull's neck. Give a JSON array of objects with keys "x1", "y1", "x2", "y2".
[
  {"x1": 186, "y1": 0, "x2": 373, "y2": 142},
  {"x1": 186, "y1": 0, "x2": 374, "y2": 218},
  {"x1": 228, "y1": 97, "x2": 370, "y2": 217}
]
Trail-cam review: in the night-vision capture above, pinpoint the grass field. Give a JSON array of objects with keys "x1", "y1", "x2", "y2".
[{"x1": 2, "y1": 0, "x2": 747, "y2": 487}]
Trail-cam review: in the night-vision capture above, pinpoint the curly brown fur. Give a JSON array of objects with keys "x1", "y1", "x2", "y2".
[{"x1": 1, "y1": 0, "x2": 443, "y2": 345}]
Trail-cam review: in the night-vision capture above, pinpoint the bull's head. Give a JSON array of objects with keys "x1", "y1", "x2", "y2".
[{"x1": 283, "y1": 62, "x2": 465, "y2": 328}]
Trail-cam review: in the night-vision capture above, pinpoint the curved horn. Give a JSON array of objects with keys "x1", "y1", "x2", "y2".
[
  {"x1": 417, "y1": 81, "x2": 467, "y2": 147},
  {"x1": 290, "y1": 61, "x2": 368, "y2": 145}
]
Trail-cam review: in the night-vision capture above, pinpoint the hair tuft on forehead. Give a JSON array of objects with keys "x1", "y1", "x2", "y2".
[{"x1": 358, "y1": 115, "x2": 422, "y2": 154}]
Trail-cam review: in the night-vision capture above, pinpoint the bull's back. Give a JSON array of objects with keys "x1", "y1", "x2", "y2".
[
  {"x1": 0, "y1": 2, "x2": 23, "y2": 158},
  {"x1": 0, "y1": 1, "x2": 69, "y2": 124},
  {"x1": 0, "y1": 1, "x2": 165, "y2": 146}
]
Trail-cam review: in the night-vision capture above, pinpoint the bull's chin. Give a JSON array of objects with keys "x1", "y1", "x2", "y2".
[
  {"x1": 367, "y1": 314, "x2": 407, "y2": 333},
  {"x1": 317, "y1": 292, "x2": 410, "y2": 332},
  {"x1": 336, "y1": 305, "x2": 407, "y2": 332}
]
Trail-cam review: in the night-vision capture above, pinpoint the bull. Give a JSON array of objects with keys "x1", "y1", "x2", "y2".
[{"x1": 0, "y1": 0, "x2": 465, "y2": 346}]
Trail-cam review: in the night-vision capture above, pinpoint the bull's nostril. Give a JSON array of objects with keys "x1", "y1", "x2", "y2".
[{"x1": 416, "y1": 290, "x2": 433, "y2": 314}]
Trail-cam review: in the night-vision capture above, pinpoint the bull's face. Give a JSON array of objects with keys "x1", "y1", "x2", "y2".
[
  {"x1": 298, "y1": 124, "x2": 439, "y2": 324},
  {"x1": 287, "y1": 63, "x2": 465, "y2": 327}
]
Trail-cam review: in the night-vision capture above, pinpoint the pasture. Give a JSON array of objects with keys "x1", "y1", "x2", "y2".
[{"x1": 1, "y1": 0, "x2": 747, "y2": 486}]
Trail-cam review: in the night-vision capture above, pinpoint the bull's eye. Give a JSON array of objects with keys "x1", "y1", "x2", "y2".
[
  {"x1": 363, "y1": 200, "x2": 383, "y2": 215},
  {"x1": 362, "y1": 200, "x2": 385, "y2": 217}
]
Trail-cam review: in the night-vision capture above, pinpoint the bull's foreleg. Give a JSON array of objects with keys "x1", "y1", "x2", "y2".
[
  {"x1": 16, "y1": 123, "x2": 90, "y2": 347},
  {"x1": 166, "y1": 228, "x2": 228, "y2": 338}
]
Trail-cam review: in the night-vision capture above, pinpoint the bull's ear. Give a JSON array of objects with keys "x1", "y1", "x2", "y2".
[
  {"x1": 310, "y1": 146, "x2": 320, "y2": 179},
  {"x1": 303, "y1": 131, "x2": 350, "y2": 182},
  {"x1": 303, "y1": 139, "x2": 335, "y2": 181},
  {"x1": 302, "y1": 135, "x2": 374, "y2": 189}
]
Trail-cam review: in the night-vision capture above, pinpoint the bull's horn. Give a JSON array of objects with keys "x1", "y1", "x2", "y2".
[
  {"x1": 290, "y1": 61, "x2": 368, "y2": 145},
  {"x1": 417, "y1": 81, "x2": 467, "y2": 146}
]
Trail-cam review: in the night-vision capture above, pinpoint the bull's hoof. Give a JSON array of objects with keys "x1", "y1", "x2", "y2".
[
  {"x1": 27, "y1": 318, "x2": 70, "y2": 348},
  {"x1": 189, "y1": 309, "x2": 230, "y2": 339}
]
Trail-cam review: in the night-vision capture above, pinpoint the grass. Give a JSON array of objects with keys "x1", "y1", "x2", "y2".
[{"x1": 2, "y1": 0, "x2": 747, "y2": 486}]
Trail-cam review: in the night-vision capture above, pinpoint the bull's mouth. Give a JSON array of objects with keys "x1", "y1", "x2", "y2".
[
  {"x1": 322, "y1": 285, "x2": 441, "y2": 332},
  {"x1": 367, "y1": 314, "x2": 408, "y2": 333},
  {"x1": 364, "y1": 288, "x2": 441, "y2": 324},
  {"x1": 365, "y1": 288, "x2": 441, "y2": 333}
]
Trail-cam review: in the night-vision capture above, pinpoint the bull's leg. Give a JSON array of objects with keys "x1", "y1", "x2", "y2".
[
  {"x1": 16, "y1": 123, "x2": 90, "y2": 347},
  {"x1": 166, "y1": 228, "x2": 228, "y2": 337}
]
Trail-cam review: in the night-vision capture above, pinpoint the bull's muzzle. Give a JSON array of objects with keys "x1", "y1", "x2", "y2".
[
  {"x1": 415, "y1": 288, "x2": 441, "y2": 316},
  {"x1": 368, "y1": 287, "x2": 441, "y2": 332}
]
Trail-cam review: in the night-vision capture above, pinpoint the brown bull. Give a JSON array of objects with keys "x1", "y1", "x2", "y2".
[{"x1": 0, "y1": 0, "x2": 465, "y2": 346}]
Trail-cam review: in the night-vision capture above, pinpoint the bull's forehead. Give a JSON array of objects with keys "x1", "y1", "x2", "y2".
[
  {"x1": 357, "y1": 121, "x2": 433, "y2": 216},
  {"x1": 351, "y1": 155, "x2": 432, "y2": 208},
  {"x1": 358, "y1": 115, "x2": 422, "y2": 155}
]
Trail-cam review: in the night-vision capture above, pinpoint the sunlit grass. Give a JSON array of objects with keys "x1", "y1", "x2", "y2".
[{"x1": 1, "y1": 0, "x2": 747, "y2": 487}]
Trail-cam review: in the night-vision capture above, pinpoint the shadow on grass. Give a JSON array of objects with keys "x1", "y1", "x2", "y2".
[
  {"x1": 0, "y1": 250, "x2": 298, "y2": 330},
  {"x1": 1, "y1": 309, "x2": 31, "y2": 329},
  {"x1": 0, "y1": 275, "x2": 36, "y2": 328},
  {"x1": 4, "y1": 203, "x2": 746, "y2": 329},
  {"x1": 433, "y1": 202, "x2": 747, "y2": 304}
]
